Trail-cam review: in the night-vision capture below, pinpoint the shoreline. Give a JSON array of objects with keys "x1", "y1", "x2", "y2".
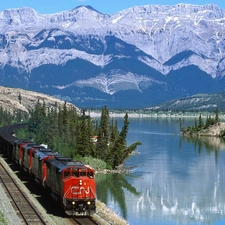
[
  {"x1": 181, "y1": 122, "x2": 225, "y2": 137},
  {"x1": 89, "y1": 111, "x2": 225, "y2": 119}
]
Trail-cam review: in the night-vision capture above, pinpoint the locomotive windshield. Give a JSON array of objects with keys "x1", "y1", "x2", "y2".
[{"x1": 63, "y1": 168, "x2": 94, "y2": 178}]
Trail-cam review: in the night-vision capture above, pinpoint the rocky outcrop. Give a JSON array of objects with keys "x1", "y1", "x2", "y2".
[
  {"x1": 182, "y1": 122, "x2": 225, "y2": 137},
  {"x1": 0, "y1": 86, "x2": 78, "y2": 115},
  {"x1": 198, "y1": 122, "x2": 225, "y2": 137}
]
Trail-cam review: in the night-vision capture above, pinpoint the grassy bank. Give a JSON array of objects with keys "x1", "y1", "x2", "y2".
[{"x1": 0, "y1": 211, "x2": 7, "y2": 225}]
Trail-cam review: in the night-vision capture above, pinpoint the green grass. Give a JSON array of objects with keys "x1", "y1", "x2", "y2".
[
  {"x1": 0, "y1": 211, "x2": 7, "y2": 225},
  {"x1": 75, "y1": 156, "x2": 108, "y2": 170}
]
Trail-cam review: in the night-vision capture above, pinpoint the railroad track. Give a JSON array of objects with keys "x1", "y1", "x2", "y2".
[
  {"x1": 70, "y1": 216, "x2": 99, "y2": 225},
  {"x1": 0, "y1": 161, "x2": 47, "y2": 225}
]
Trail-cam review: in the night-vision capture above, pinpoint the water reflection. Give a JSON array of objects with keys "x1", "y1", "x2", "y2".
[
  {"x1": 181, "y1": 136, "x2": 225, "y2": 162},
  {"x1": 96, "y1": 118, "x2": 225, "y2": 225},
  {"x1": 96, "y1": 173, "x2": 141, "y2": 218}
]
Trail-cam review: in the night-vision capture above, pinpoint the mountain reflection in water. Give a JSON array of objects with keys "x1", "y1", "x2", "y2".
[{"x1": 95, "y1": 118, "x2": 225, "y2": 225}]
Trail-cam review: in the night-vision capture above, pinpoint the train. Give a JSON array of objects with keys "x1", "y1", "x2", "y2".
[{"x1": 0, "y1": 123, "x2": 96, "y2": 216}]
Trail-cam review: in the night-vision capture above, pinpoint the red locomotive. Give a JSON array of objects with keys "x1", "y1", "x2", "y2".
[{"x1": 0, "y1": 124, "x2": 96, "y2": 216}]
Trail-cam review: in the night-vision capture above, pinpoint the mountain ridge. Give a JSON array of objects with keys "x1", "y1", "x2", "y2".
[
  {"x1": 1, "y1": 4, "x2": 225, "y2": 109},
  {"x1": 146, "y1": 92, "x2": 225, "y2": 112}
]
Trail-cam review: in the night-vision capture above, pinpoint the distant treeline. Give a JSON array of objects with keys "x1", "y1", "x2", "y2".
[
  {"x1": 180, "y1": 108, "x2": 220, "y2": 134},
  {"x1": 0, "y1": 106, "x2": 28, "y2": 127}
]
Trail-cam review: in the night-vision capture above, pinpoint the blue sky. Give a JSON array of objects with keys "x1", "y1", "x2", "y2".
[{"x1": 0, "y1": 0, "x2": 224, "y2": 14}]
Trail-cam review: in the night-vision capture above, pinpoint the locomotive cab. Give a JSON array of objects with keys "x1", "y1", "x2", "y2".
[
  {"x1": 62, "y1": 166, "x2": 96, "y2": 215},
  {"x1": 46, "y1": 157, "x2": 96, "y2": 215}
]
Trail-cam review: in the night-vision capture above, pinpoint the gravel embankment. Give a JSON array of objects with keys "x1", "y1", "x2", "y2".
[{"x1": 0, "y1": 184, "x2": 22, "y2": 225}]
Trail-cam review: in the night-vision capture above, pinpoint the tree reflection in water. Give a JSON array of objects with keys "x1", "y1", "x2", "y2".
[
  {"x1": 180, "y1": 135, "x2": 225, "y2": 162},
  {"x1": 96, "y1": 173, "x2": 140, "y2": 219}
]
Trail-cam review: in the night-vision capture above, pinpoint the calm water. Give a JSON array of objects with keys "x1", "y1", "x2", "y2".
[{"x1": 95, "y1": 117, "x2": 225, "y2": 225}]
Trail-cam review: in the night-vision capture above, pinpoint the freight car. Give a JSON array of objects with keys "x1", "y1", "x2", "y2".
[{"x1": 0, "y1": 123, "x2": 96, "y2": 216}]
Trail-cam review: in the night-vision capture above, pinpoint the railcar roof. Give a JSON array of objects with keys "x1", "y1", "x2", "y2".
[
  {"x1": 23, "y1": 143, "x2": 45, "y2": 150},
  {"x1": 4, "y1": 136, "x2": 18, "y2": 145},
  {"x1": 35, "y1": 149, "x2": 61, "y2": 160},
  {"x1": 0, "y1": 123, "x2": 28, "y2": 145},
  {"x1": 47, "y1": 157, "x2": 86, "y2": 172},
  {"x1": 15, "y1": 139, "x2": 32, "y2": 145}
]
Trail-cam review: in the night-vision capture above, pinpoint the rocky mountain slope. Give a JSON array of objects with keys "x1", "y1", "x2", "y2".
[
  {"x1": 0, "y1": 86, "x2": 78, "y2": 115},
  {"x1": 1, "y1": 4, "x2": 225, "y2": 108},
  {"x1": 146, "y1": 92, "x2": 225, "y2": 112}
]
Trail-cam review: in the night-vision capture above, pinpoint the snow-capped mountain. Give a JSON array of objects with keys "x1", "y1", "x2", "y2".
[{"x1": 0, "y1": 4, "x2": 225, "y2": 109}]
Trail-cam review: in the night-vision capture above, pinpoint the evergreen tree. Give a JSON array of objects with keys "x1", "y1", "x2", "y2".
[
  {"x1": 215, "y1": 107, "x2": 219, "y2": 123},
  {"x1": 62, "y1": 101, "x2": 69, "y2": 141},
  {"x1": 45, "y1": 106, "x2": 59, "y2": 149},
  {"x1": 28, "y1": 100, "x2": 44, "y2": 136},
  {"x1": 194, "y1": 118, "x2": 197, "y2": 129},
  {"x1": 18, "y1": 93, "x2": 22, "y2": 104},
  {"x1": 205, "y1": 115, "x2": 210, "y2": 128},
  {"x1": 76, "y1": 109, "x2": 90, "y2": 157},
  {"x1": 108, "y1": 113, "x2": 129, "y2": 168},
  {"x1": 118, "y1": 113, "x2": 129, "y2": 147},
  {"x1": 87, "y1": 111, "x2": 95, "y2": 157},
  {"x1": 198, "y1": 114, "x2": 203, "y2": 129},
  {"x1": 110, "y1": 118, "x2": 118, "y2": 142},
  {"x1": 99, "y1": 106, "x2": 110, "y2": 141},
  {"x1": 35, "y1": 101, "x2": 47, "y2": 143},
  {"x1": 97, "y1": 106, "x2": 110, "y2": 161},
  {"x1": 68, "y1": 107, "x2": 79, "y2": 150},
  {"x1": 57, "y1": 105, "x2": 64, "y2": 140}
]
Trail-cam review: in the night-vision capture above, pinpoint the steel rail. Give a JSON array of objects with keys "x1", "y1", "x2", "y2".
[{"x1": 0, "y1": 161, "x2": 47, "y2": 225}]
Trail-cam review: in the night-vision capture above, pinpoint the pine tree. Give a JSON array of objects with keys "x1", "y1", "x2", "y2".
[
  {"x1": 45, "y1": 106, "x2": 59, "y2": 149},
  {"x1": 198, "y1": 114, "x2": 204, "y2": 129},
  {"x1": 62, "y1": 102, "x2": 69, "y2": 141},
  {"x1": 215, "y1": 107, "x2": 219, "y2": 123},
  {"x1": 205, "y1": 115, "x2": 210, "y2": 128},
  {"x1": 35, "y1": 100, "x2": 47, "y2": 143},
  {"x1": 28, "y1": 100, "x2": 44, "y2": 136},
  {"x1": 108, "y1": 113, "x2": 129, "y2": 168},
  {"x1": 110, "y1": 118, "x2": 119, "y2": 142},
  {"x1": 99, "y1": 106, "x2": 110, "y2": 141},
  {"x1": 18, "y1": 93, "x2": 22, "y2": 104},
  {"x1": 76, "y1": 109, "x2": 90, "y2": 157},
  {"x1": 68, "y1": 107, "x2": 79, "y2": 146},
  {"x1": 87, "y1": 111, "x2": 95, "y2": 157},
  {"x1": 97, "y1": 106, "x2": 110, "y2": 161}
]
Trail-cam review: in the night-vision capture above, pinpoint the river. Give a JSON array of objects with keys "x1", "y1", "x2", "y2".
[{"x1": 95, "y1": 116, "x2": 225, "y2": 225}]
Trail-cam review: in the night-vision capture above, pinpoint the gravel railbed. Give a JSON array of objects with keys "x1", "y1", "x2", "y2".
[{"x1": 0, "y1": 183, "x2": 22, "y2": 225}]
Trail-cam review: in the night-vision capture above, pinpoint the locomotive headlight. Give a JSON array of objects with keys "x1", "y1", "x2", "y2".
[
  {"x1": 72, "y1": 201, "x2": 75, "y2": 205},
  {"x1": 87, "y1": 201, "x2": 91, "y2": 205},
  {"x1": 79, "y1": 179, "x2": 82, "y2": 185}
]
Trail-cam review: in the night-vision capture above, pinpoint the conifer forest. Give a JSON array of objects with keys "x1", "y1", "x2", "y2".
[{"x1": 28, "y1": 101, "x2": 141, "y2": 169}]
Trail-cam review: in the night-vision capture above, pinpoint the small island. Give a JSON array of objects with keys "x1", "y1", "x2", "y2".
[{"x1": 181, "y1": 109, "x2": 225, "y2": 137}]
